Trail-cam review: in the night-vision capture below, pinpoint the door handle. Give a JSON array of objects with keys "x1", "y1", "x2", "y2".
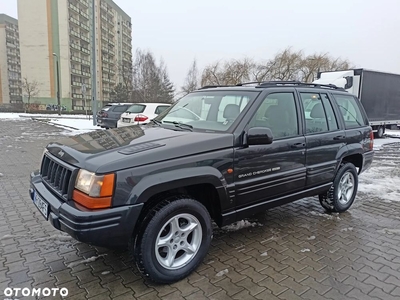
[
  {"x1": 291, "y1": 142, "x2": 306, "y2": 149},
  {"x1": 333, "y1": 135, "x2": 346, "y2": 140}
]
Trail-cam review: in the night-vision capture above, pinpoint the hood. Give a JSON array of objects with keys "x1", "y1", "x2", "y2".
[{"x1": 46, "y1": 125, "x2": 233, "y2": 173}]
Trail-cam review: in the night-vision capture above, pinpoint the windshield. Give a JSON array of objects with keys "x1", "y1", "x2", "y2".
[
  {"x1": 126, "y1": 104, "x2": 146, "y2": 113},
  {"x1": 154, "y1": 90, "x2": 259, "y2": 132}
]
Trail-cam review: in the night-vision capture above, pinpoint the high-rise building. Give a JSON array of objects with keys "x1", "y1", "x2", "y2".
[
  {"x1": 0, "y1": 14, "x2": 22, "y2": 104},
  {"x1": 17, "y1": 0, "x2": 132, "y2": 111}
]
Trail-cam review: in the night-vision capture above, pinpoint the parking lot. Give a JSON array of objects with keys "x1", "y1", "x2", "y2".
[{"x1": 1, "y1": 118, "x2": 400, "y2": 300}]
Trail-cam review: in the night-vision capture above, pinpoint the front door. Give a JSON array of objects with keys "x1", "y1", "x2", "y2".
[{"x1": 234, "y1": 91, "x2": 306, "y2": 209}]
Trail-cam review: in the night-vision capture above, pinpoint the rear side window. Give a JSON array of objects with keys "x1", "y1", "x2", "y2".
[
  {"x1": 300, "y1": 93, "x2": 339, "y2": 133},
  {"x1": 126, "y1": 104, "x2": 146, "y2": 113},
  {"x1": 155, "y1": 105, "x2": 170, "y2": 114},
  {"x1": 332, "y1": 94, "x2": 368, "y2": 128},
  {"x1": 113, "y1": 105, "x2": 130, "y2": 112}
]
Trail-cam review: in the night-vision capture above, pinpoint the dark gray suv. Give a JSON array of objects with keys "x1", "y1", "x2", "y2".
[{"x1": 96, "y1": 103, "x2": 133, "y2": 128}]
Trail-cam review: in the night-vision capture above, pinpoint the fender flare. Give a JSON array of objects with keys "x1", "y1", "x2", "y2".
[{"x1": 127, "y1": 166, "x2": 229, "y2": 206}]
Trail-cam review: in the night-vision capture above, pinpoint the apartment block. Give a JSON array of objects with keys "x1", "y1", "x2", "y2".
[
  {"x1": 18, "y1": 0, "x2": 132, "y2": 111},
  {"x1": 0, "y1": 14, "x2": 22, "y2": 104}
]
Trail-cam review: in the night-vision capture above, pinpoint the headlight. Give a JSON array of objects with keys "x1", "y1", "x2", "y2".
[{"x1": 75, "y1": 169, "x2": 115, "y2": 197}]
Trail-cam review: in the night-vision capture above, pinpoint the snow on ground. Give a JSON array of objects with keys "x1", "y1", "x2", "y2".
[
  {"x1": 19, "y1": 113, "x2": 89, "y2": 119},
  {"x1": 358, "y1": 164, "x2": 400, "y2": 202},
  {"x1": 385, "y1": 129, "x2": 400, "y2": 138},
  {"x1": 47, "y1": 118, "x2": 100, "y2": 131},
  {"x1": 0, "y1": 112, "x2": 23, "y2": 120},
  {"x1": 373, "y1": 137, "x2": 400, "y2": 150}
]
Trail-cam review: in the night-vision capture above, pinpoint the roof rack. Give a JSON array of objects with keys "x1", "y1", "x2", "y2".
[
  {"x1": 198, "y1": 81, "x2": 346, "y2": 91},
  {"x1": 256, "y1": 81, "x2": 345, "y2": 90}
]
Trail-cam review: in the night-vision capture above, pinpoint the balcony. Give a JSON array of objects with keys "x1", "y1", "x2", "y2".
[
  {"x1": 72, "y1": 69, "x2": 82, "y2": 75},
  {"x1": 79, "y1": 0, "x2": 88, "y2": 7},
  {"x1": 70, "y1": 43, "x2": 80, "y2": 51},
  {"x1": 72, "y1": 93, "x2": 83, "y2": 99},
  {"x1": 69, "y1": 2, "x2": 79, "y2": 14},
  {"x1": 70, "y1": 30, "x2": 80, "y2": 38},
  {"x1": 81, "y1": 47, "x2": 90, "y2": 54},
  {"x1": 69, "y1": 17, "x2": 80, "y2": 26}
]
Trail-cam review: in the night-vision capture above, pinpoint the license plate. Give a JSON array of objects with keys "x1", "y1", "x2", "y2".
[
  {"x1": 34, "y1": 191, "x2": 49, "y2": 220},
  {"x1": 123, "y1": 118, "x2": 131, "y2": 123}
]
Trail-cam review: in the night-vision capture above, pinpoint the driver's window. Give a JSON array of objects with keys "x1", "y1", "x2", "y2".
[{"x1": 249, "y1": 93, "x2": 298, "y2": 139}]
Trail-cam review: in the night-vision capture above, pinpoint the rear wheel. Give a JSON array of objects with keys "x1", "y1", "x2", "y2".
[
  {"x1": 319, "y1": 163, "x2": 358, "y2": 213},
  {"x1": 375, "y1": 126, "x2": 384, "y2": 138},
  {"x1": 133, "y1": 196, "x2": 212, "y2": 283}
]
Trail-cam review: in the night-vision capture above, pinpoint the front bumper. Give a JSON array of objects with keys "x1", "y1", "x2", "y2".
[{"x1": 29, "y1": 171, "x2": 143, "y2": 248}]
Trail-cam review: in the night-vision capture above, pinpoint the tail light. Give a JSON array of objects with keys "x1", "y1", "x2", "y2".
[
  {"x1": 369, "y1": 131, "x2": 374, "y2": 150},
  {"x1": 134, "y1": 115, "x2": 148, "y2": 122}
]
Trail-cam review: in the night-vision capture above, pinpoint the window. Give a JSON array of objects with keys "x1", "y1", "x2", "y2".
[
  {"x1": 156, "y1": 91, "x2": 257, "y2": 132},
  {"x1": 113, "y1": 105, "x2": 130, "y2": 112},
  {"x1": 155, "y1": 105, "x2": 170, "y2": 115},
  {"x1": 300, "y1": 93, "x2": 338, "y2": 133},
  {"x1": 332, "y1": 94, "x2": 367, "y2": 128},
  {"x1": 249, "y1": 93, "x2": 298, "y2": 139},
  {"x1": 126, "y1": 104, "x2": 145, "y2": 113}
]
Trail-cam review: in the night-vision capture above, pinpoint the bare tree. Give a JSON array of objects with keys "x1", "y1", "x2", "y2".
[
  {"x1": 118, "y1": 60, "x2": 133, "y2": 92},
  {"x1": 132, "y1": 49, "x2": 175, "y2": 103},
  {"x1": 181, "y1": 59, "x2": 199, "y2": 95},
  {"x1": 21, "y1": 77, "x2": 40, "y2": 112},
  {"x1": 201, "y1": 58, "x2": 255, "y2": 86}
]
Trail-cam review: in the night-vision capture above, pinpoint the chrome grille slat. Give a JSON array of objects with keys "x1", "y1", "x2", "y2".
[{"x1": 40, "y1": 154, "x2": 72, "y2": 197}]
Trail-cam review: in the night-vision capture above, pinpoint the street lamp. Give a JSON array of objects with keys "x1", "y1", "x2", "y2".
[{"x1": 52, "y1": 53, "x2": 61, "y2": 116}]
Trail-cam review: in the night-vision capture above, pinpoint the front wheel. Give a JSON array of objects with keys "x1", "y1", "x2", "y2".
[
  {"x1": 319, "y1": 163, "x2": 359, "y2": 213},
  {"x1": 133, "y1": 196, "x2": 212, "y2": 283}
]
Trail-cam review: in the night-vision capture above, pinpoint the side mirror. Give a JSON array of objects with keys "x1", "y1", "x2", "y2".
[
  {"x1": 344, "y1": 76, "x2": 353, "y2": 89},
  {"x1": 247, "y1": 127, "x2": 273, "y2": 145}
]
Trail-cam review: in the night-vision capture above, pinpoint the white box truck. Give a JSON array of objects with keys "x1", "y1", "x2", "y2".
[{"x1": 313, "y1": 68, "x2": 400, "y2": 137}]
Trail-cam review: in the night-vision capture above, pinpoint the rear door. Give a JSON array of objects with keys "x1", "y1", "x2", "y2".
[
  {"x1": 298, "y1": 90, "x2": 345, "y2": 188},
  {"x1": 234, "y1": 90, "x2": 306, "y2": 208}
]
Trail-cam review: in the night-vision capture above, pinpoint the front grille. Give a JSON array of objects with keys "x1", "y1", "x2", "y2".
[{"x1": 40, "y1": 154, "x2": 72, "y2": 197}]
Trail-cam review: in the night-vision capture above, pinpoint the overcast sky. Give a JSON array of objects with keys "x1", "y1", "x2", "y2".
[{"x1": 2, "y1": 0, "x2": 399, "y2": 90}]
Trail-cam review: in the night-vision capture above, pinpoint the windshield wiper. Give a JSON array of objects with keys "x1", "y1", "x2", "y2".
[
  {"x1": 151, "y1": 119, "x2": 162, "y2": 126},
  {"x1": 164, "y1": 121, "x2": 193, "y2": 131}
]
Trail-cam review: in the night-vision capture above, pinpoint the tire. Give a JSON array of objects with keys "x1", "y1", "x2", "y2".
[
  {"x1": 375, "y1": 126, "x2": 384, "y2": 138},
  {"x1": 133, "y1": 196, "x2": 212, "y2": 283},
  {"x1": 319, "y1": 163, "x2": 358, "y2": 213}
]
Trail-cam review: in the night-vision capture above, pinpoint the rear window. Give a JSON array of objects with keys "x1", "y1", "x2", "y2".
[
  {"x1": 101, "y1": 105, "x2": 113, "y2": 111},
  {"x1": 113, "y1": 105, "x2": 130, "y2": 112},
  {"x1": 126, "y1": 104, "x2": 146, "y2": 113},
  {"x1": 155, "y1": 105, "x2": 170, "y2": 114},
  {"x1": 332, "y1": 94, "x2": 368, "y2": 128}
]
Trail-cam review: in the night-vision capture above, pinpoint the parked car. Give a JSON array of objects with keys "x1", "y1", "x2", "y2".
[
  {"x1": 117, "y1": 103, "x2": 171, "y2": 127},
  {"x1": 96, "y1": 103, "x2": 135, "y2": 129},
  {"x1": 29, "y1": 81, "x2": 374, "y2": 284}
]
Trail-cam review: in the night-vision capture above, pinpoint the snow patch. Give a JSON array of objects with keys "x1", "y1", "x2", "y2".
[
  {"x1": 32, "y1": 234, "x2": 73, "y2": 242},
  {"x1": 222, "y1": 220, "x2": 263, "y2": 231},
  {"x1": 300, "y1": 248, "x2": 310, "y2": 253},
  {"x1": 101, "y1": 271, "x2": 111, "y2": 275},
  {"x1": 359, "y1": 165, "x2": 400, "y2": 202},
  {"x1": 260, "y1": 251, "x2": 268, "y2": 257},
  {"x1": 0, "y1": 173, "x2": 3, "y2": 177},
  {"x1": 373, "y1": 137, "x2": 400, "y2": 150},
  {"x1": 307, "y1": 236, "x2": 316, "y2": 240},
  {"x1": 378, "y1": 228, "x2": 400, "y2": 235},
  {"x1": 67, "y1": 254, "x2": 107, "y2": 268},
  {"x1": 310, "y1": 211, "x2": 340, "y2": 220},
  {"x1": 216, "y1": 269, "x2": 229, "y2": 277},
  {"x1": 340, "y1": 227, "x2": 353, "y2": 232},
  {"x1": 0, "y1": 112, "x2": 22, "y2": 119}
]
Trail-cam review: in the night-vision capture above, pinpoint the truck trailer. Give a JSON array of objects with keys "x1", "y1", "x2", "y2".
[{"x1": 313, "y1": 68, "x2": 400, "y2": 138}]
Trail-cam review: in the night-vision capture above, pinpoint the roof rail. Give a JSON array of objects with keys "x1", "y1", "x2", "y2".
[
  {"x1": 199, "y1": 81, "x2": 346, "y2": 91},
  {"x1": 256, "y1": 81, "x2": 345, "y2": 90}
]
